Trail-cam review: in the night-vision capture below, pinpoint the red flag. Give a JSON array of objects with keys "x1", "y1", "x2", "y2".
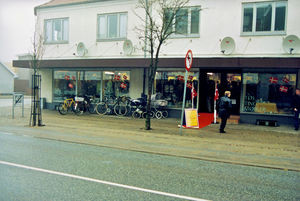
[
  {"x1": 279, "y1": 85, "x2": 288, "y2": 93},
  {"x1": 177, "y1": 75, "x2": 184, "y2": 81},
  {"x1": 120, "y1": 82, "x2": 127, "y2": 89},
  {"x1": 114, "y1": 75, "x2": 121, "y2": 81},
  {"x1": 186, "y1": 82, "x2": 192, "y2": 89},
  {"x1": 269, "y1": 77, "x2": 278, "y2": 84},
  {"x1": 192, "y1": 88, "x2": 197, "y2": 99},
  {"x1": 282, "y1": 77, "x2": 289, "y2": 83},
  {"x1": 64, "y1": 75, "x2": 70, "y2": 80},
  {"x1": 214, "y1": 84, "x2": 219, "y2": 101}
]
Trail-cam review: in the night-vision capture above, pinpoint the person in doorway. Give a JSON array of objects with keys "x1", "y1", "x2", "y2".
[
  {"x1": 218, "y1": 91, "x2": 232, "y2": 133},
  {"x1": 292, "y1": 88, "x2": 300, "y2": 131}
]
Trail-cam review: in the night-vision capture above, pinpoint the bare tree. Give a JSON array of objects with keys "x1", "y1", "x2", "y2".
[
  {"x1": 136, "y1": 0, "x2": 189, "y2": 130},
  {"x1": 29, "y1": 27, "x2": 45, "y2": 126}
]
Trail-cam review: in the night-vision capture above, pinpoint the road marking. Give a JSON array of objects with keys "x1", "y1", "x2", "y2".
[{"x1": 0, "y1": 160, "x2": 210, "y2": 201}]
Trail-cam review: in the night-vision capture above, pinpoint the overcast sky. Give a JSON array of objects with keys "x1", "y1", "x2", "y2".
[{"x1": 0, "y1": 0, "x2": 49, "y2": 63}]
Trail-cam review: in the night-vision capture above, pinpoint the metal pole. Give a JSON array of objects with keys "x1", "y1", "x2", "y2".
[
  {"x1": 180, "y1": 70, "x2": 188, "y2": 135},
  {"x1": 12, "y1": 94, "x2": 14, "y2": 119},
  {"x1": 22, "y1": 94, "x2": 24, "y2": 117}
]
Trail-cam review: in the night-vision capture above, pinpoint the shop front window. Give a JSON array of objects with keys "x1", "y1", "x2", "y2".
[
  {"x1": 155, "y1": 72, "x2": 198, "y2": 108},
  {"x1": 242, "y1": 73, "x2": 296, "y2": 114},
  {"x1": 53, "y1": 71, "x2": 76, "y2": 101},
  {"x1": 77, "y1": 71, "x2": 102, "y2": 98},
  {"x1": 103, "y1": 71, "x2": 130, "y2": 99}
]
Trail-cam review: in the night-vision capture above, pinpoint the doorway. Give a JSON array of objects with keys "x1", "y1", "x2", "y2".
[{"x1": 198, "y1": 71, "x2": 241, "y2": 115}]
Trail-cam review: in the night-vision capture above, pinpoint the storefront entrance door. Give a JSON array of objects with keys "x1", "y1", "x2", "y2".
[{"x1": 198, "y1": 72, "x2": 241, "y2": 115}]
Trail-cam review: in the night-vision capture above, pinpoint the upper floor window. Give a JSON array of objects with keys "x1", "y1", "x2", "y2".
[
  {"x1": 242, "y1": 1, "x2": 287, "y2": 35},
  {"x1": 97, "y1": 13, "x2": 127, "y2": 40},
  {"x1": 44, "y1": 18, "x2": 69, "y2": 43},
  {"x1": 165, "y1": 7, "x2": 200, "y2": 37}
]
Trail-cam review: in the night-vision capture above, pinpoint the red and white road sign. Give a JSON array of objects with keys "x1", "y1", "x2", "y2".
[{"x1": 185, "y1": 50, "x2": 193, "y2": 72}]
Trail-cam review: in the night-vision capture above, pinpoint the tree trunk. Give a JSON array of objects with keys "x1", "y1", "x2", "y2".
[{"x1": 145, "y1": 73, "x2": 153, "y2": 130}]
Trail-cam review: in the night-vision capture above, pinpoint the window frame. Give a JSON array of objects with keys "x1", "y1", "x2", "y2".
[
  {"x1": 241, "y1": 1, "x2": 287, "y2": 36},
  {"x1": 169, "y1": 6, "x2": 201, "y2": 38},
  {"x1": 97, "y1": 12, "x2": 128, "y2": 41},
  {"x1": 44, "y1": 17, "x2": 69, "y2": 44}
]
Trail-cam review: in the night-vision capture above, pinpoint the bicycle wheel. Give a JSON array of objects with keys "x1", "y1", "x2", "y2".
[
  {"x1": 58, "y1": 103, "x2": 68, "y2": 115},
  {"x1": 155, "y1": 111, "x2": 163, "y2": 119},
  {"x1": 74, "y1": 102, "x2": 85, "y2": 115},
  {"x1": 87, "y1": 104, "x2": 96, "y2": 114},
  {"x1": 95, "y1": 102, "x2": 108, "y2": 115},
  {"x1": 142, "y1": 111, "x2": 155, "y2": 119},
  {"x1": 162, "y1": 110, "x2": 168, "y2": 118},
  {"x1": 132, "y1": 111, "x2": 141, "y2": 119},
  {"x1": 114, "y1": 102, "x2": 127, "y2": 116}
]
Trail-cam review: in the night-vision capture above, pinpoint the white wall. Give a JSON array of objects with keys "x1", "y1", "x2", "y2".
[
  {"x1": 129, "y1": 68, "x2": 144, "y2": 98},
  {"x1": 36, "y1": 0, "x2": 142, "y2": 59},
  {"x1": 35, "y1": 0, "x2": 300, "y2": 60},
  {"x1": 40, "y1": 69, "x2": 53, "y2": 102}
]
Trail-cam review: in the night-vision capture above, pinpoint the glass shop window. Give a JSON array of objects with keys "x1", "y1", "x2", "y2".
[
  {"x1": 102, "y1": 71, "x2": 130, "y2": 99},
  {"x1": 77, "y1": 71, "x2": 102, "y2": 98},
  {"x1": 242, "y1": 73, "x2": 297, "y2": 114},
  {"x1": 155, "y1": 72, "x2": 198, "y2": 108},
  {"x1": 53, "y1": 71, "x2": 76, "y2": 101}
]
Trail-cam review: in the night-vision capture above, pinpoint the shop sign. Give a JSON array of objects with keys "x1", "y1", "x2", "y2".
[{"x1": 185, "y1": 109, "x2": 199, "y2": 128}]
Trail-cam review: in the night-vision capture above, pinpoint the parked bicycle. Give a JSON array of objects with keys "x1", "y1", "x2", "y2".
[
  {"x1": 58, "y1": 96, "x2": 78, "y2": 115},
  {"x1": 74, "y1": 95, "x2": 98, "y2": 115},
  {"x1": 95, "y1": 96, "x2": 128, "y2": 116}
]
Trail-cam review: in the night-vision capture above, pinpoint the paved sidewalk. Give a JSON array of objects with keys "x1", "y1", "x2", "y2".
[{"x1": 0, "y1": 108, "x2": 299, "y2": 171}]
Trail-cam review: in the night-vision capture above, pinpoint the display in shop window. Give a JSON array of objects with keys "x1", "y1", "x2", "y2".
[{"x1": 242, "y1": 73, "x2": 296, "y2": 114}]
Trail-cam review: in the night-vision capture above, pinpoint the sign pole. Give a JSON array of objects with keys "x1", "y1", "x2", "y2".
[
  {"x1": 180, "y1": 49, "x2": 193, "y2": 135},
  {"x1": 180, "y1": 70, "x2": 188, "y2": 135}
]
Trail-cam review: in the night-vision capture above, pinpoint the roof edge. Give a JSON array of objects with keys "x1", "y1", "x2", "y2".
[
  {"x1": 0, "y1": 62, "x2": 17, "y2": 78},
  {"x1": 34, "y1": 0, "x2": 109, "y2": 15}
]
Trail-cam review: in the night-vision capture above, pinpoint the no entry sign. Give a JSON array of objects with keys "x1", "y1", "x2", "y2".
[{"x1": 185, "y1": 49, "x2": 193, "y2": 72}]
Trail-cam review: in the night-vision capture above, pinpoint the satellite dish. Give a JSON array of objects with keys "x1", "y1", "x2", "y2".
[
  {"x1": 123, "y1": 39, "x2": 133, "y2": 56},
  {"x1": 76, "y1": 42, "x2": 88, "y2": 56},
  {"x1": 220, "y1": 37, "x2": 235, "y2": 55},
  {"x1": 282, "y1": 35, "x2": 300, "y2": 54}
]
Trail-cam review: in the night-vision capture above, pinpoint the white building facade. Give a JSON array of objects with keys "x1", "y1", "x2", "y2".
[{"x1": 14, "y1": 0, "x2": 300, "y2": 124}]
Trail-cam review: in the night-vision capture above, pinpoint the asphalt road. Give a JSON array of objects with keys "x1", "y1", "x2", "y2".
[{"x1": 0, "y1": 132, "x2": 299, "y2": 201}]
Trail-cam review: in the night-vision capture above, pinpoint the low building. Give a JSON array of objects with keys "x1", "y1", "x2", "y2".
[
  {"x1": 13, "y1": 0, "x2": 300, "y2": 125},
  {"x1": 0, "y1": 61, "x2": 17, "y2": 94}
]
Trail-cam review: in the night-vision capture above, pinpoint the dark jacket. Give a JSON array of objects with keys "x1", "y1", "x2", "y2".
[
  {"x1": 218, "y1": 96, "x2": 232, "y2": 118},
  {"x1": 292, "y1": 94, "x2": 300, "y2": 110}
]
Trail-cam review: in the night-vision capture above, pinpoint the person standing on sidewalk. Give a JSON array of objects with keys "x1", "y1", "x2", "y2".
[
  {"x1": 292, "y1": 88, "x2": 300, "y2": 131},
  {"x1": 218, "y1": 91, "x2": 232, "y2": 133}
]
